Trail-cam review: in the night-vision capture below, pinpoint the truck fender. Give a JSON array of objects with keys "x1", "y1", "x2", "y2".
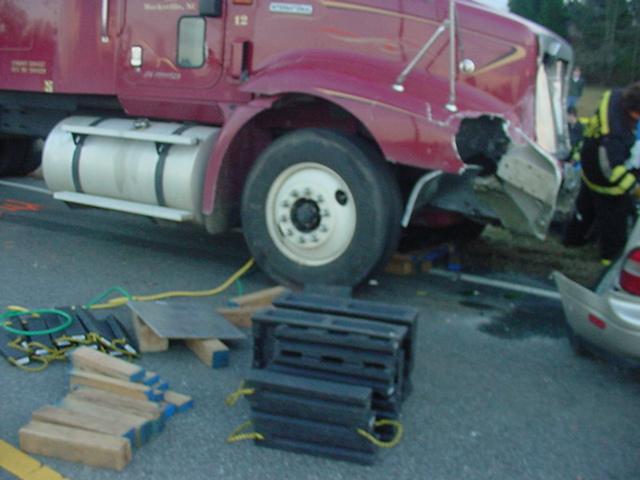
[
  {"x1": 202, "y1": 97, "x2": 276, "y2": 216},
  {"x1": 237, "y1": 55, "x2": 468, "y2": 174}
]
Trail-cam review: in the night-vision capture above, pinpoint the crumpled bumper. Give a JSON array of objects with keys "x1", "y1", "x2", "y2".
[{"x1": 554, "y1": 271, "x2": 640, "y2": 361}]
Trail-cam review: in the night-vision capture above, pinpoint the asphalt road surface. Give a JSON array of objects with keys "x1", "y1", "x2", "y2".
[{"x1": 1, "y1": 178, "x2": 639, "y2": 480}]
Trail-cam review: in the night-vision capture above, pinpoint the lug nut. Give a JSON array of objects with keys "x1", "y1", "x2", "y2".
[{"x1": 298, "y1": 236, "x2": 306, "y2": 244}]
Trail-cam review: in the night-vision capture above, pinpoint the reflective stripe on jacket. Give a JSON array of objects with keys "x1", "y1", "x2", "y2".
[{"x1": 581, "y1": 89, "x2": 637, "y2": 195}]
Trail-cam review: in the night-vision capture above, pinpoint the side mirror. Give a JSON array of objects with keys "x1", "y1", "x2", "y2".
[{"x1": 200, "y1": 0, "x2": 222, "y2": 17}]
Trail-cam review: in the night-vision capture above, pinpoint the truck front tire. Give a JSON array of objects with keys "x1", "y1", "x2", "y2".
[{"x1": 241, "y1": 129, "x2": 401, "y2": 287}]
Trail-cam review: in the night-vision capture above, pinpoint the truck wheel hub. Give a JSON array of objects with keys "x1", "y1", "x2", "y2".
[
  {"x1": 266, "y1": 162, "x2": 357, "y2": 266},
  {"x1": 291, "y1": 198, "x2": 321, "y2": 232}
]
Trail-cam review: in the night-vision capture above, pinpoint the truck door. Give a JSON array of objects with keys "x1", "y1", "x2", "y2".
[
  {"x1": 0, "y1": 0, "x2": 119, "y2": 94},
  {"x1": 117, "y1": 0, "x2": 225, "y2": 114}
]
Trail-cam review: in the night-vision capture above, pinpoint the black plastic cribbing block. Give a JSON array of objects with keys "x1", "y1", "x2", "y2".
[
  {"x1": 21, "y1": 317, "x2": 56, "y2": 355},
  {"x1": 245, "y1": 369, "x2": 372, "y2": 406},
  {"x1": 250, "y1": 390, "x2": 374, "y2": 428},
  {"x1": 273, "y1": 292, "x2": 418, "y2": 376},
  {"x1": 0, "y1": 329, "x2": 30, "y2": 366},
  {"x1": 55, "y1": 306, "x2": 90, "y2": 342},
  {"x1": 267, "y1": 362, "x2": 400, "y2": 400},
  {"x1": 273, "y1": 338, "x2": 398, "y2": 384},
  {"x1": 255, "y1": 436, "x2": 376, "y2": 465},
  {"x1": 251, "y1": 411, "x2": 376, "y2": 454},
  {"x1": 252, "y1": 308, "x2": 407, "y2": 370},
  {"x1": 105, "y1": 315, "x2": 138, "y2": 356},
  {"x1": 245, "y1": 369, "x2": 374, "y2": 427},
  {"x1": 42, "y1": 313, "x2": 73, "y2": 349},
  {"x1": 75, "y1": 309, "x2": 116, "y2": 348}
]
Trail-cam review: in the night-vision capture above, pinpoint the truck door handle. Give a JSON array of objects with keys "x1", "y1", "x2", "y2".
[{"x1": 101, "y1": 0, "x2": 110, "y2": 43}]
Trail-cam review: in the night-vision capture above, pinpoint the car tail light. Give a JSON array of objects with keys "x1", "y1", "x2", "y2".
[
  {"x1": 620, "y1": 248, "x2": 640, "y2": 295},
  {"x1": 588, "y1": 314, "x2": 607, "y2": 330}
]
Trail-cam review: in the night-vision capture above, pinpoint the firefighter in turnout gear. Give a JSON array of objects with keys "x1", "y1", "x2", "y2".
[{"x1": 564, "y1": 82, "x2": 640, "y2": 265}]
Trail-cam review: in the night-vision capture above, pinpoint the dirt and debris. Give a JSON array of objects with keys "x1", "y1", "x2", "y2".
[{"x1": 457, "y1": 225, "x2": 603, "y2": 287}]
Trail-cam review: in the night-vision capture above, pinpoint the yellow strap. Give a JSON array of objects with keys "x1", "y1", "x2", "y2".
[
  {"x1": 357, "y1": 419, "x2": 404, "y2": 449},
  {"x1": 582, "y1": 171, "x2": 636, "y2": 195},
  {"x1": 599, "y1": 90, "x2": 612, "y2": 136},
  {"x1": 90, "y1": 258, "x2": 254, "y2": 310},
  {"x1": 226, "y1": 420, "x2": 264, "y2": 443},
  {"x1": 225, "y1": 382, "x2": 255, "y2": 407}
]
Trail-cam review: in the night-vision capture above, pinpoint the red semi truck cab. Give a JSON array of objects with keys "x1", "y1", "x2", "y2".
[{"x1": 0, "y1": 0, "x2": 573, "y2": 286}]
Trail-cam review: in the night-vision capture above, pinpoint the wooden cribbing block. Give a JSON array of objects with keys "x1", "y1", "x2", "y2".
[
  {"x1": 216, "y1": 306, "x2": 262, "y2": 328},
  {"x1": 131, "y1": 312, "x2": 169, "y2": 352},
  {"x1": 163, "y1": 390, "x2": 193, "y2": 413},
  {"x1": 19, "y1": 421, "x2": 132, "y2": 471},
  {"x1": 384, "y1": 253, "x2": 416, "y2": 275},
  {"x1": 61, "y1": 396, "x2": 152, "y2": 446},
  {"x1": 32, "y1": 406, "x2": 136, "y2": 445},
  {"x1": 142, "y1": 371, "x2": 160, "y2": 386},
  {"x1": 228, "y1": 286, "x2": 287, "y2": 307},
  {"x1": 69, "y1": 346, "x2": 145, "y2": 382},
  {"x1": 67, "y1": 387, "x2": 165, "y2": 420},
  {"x1": 184, "y1": 338, "x2": 229, "y2": 368},
  {"x1": 70, "y1": 369, "x2": 164, "y2": 402}
]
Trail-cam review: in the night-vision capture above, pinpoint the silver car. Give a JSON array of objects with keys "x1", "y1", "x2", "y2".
[{"x1": 555, "y1": 219, "x2": 640, "y2": 362}]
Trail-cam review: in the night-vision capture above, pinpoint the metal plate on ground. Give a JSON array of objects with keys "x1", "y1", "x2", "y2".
[{"x1": 127, "y1": 301, "x2": 246, "y2": 340}]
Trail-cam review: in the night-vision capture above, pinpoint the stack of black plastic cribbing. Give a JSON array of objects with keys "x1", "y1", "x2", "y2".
[
  {"x1": 245, "y1": 369, "x2": 378, "y2": 464},
  {"x1": 244, "y1": 291, "x2": 418, "y2": 464}
]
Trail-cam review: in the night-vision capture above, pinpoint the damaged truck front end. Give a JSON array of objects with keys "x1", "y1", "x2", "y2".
[{"x1": 403, "y1": 3, "x2": 573, "y2": 240}]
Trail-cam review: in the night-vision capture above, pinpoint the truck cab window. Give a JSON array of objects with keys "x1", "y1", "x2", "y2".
[{"x1": 177, "y1": 17, "x2": 206, "y2": 68}]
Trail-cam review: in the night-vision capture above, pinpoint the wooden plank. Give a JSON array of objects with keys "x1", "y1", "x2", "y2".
[
  {"x1": 69, "y1": 346, "x2": 145, "y2": 382},
  {"x1": 384, "y1": 253, "x2": 416, "y2": 275},
  {"x1": 163, "y1": 390, "x2": 193, "y2": 413},
  {"x1": 69, "y1": 369, "x2": 164, "y2": 402},
  {"x1": 228, "y1": 286, "x2": 288, "y2": 307},
  {"x1": 60, "y1": 396, "x2": 152, "y2": 446},
  {"x1": 142, "y1": 371, "x2": 160, "y2": 386},
  {"x1": 19, "y1": 421, "x2": 132, "y2": 471},
  {"x1": 68, "y1": 387, "x2": 165, "y2": 420},
  {"x1": 216, "y1": 305, "x2": 262, "y2": 328},
  {"x1": 131, "y1": 311, "x2": 169, "y2": 352},
  {"x1": 184, "y1": 338, "x2": 229, "y2": 368},
  {"x1": 32, "y1": 406, "x2": 135, "y2": 445}
]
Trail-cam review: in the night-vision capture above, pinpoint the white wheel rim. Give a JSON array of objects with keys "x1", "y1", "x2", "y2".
[{"x1": 265, "y1": 162, "x2": 357, "y2": 267}]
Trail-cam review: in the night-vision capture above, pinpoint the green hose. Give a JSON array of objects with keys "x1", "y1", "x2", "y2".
[{"x1": 0, "y1": 309, "x2": 73, "y2": 336}]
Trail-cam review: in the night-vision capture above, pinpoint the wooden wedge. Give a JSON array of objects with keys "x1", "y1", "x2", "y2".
[
  {"x1": 184, "y1": 338, "x2": 229, "y2": 368},
  {"x1": 163, "y1": 390, "x2": 193, "y2": 413},
  {"x1": 19, "y1": 421, "x2": 132, "y2": 471},
  {"x1": 69, "y1": 346, "x2": 145, "y2": 382},
  {"x1": 60, "y1": 396, "x2": 152, "y2": 446},
  {"x1": 32, "y1": 405, "x2": 135, "y2": 445},
  {"x1": 131, "y1": 312, "x2": 169, "y2": 352},
  {"x1": 227, "y1": 286, "x2": 287, "y2": 308},
  {"x1": 70, "y1": 369, "x2": 163, "y2": 402},
  {"x1": 216, "y1": 306, "x2": 262, "y2": 328},
  {"x1": 67, "y1": 387, "x2": 164, "y2": 420}
]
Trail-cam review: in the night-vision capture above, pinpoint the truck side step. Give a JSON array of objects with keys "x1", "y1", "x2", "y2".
[
  {"x1": 61, "y1": 124, "x2": 199, "y2": 146},
  {"x1": 53, "y1": 192, "x2": 193, "y2": 222}
]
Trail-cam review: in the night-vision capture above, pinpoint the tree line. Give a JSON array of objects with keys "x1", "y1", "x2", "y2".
[{"x1": 508, "y1": 0, "x2": 640, "y2": 87}]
